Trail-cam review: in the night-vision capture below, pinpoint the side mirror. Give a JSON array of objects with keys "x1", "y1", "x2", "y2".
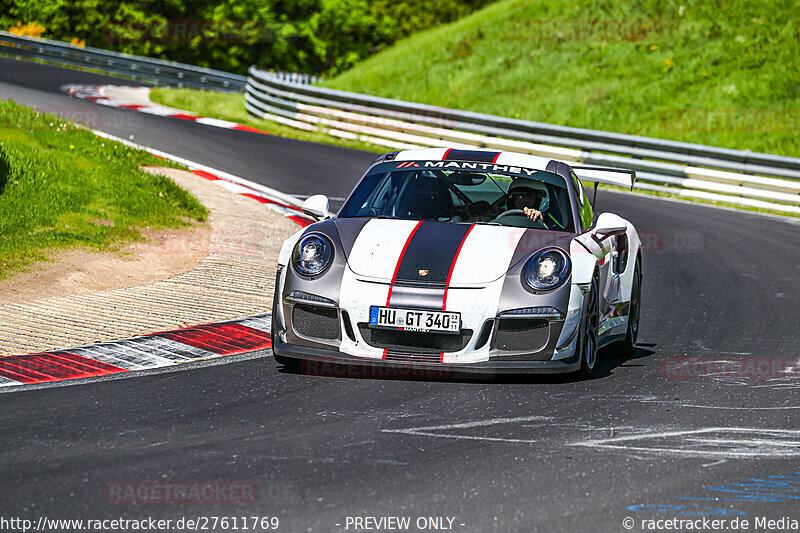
[
  {"x1": 594, "y1": 212, "x2": 627, "y2": 241},
  {"x1": 301, "y1": 194, "x2": 329, "y2": 220}
]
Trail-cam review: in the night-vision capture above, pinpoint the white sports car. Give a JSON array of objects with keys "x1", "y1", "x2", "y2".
[{"x1": 272, "y1": 148, "x2": 642, "y2": 376}]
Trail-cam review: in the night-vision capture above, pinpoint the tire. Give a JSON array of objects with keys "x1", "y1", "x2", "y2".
[
  {"x1": 617, "y1": 258, "x2": 642, "y2": 359},
  {"x1": 578, "y1": 274, "x2": 599, "y2": 378}
]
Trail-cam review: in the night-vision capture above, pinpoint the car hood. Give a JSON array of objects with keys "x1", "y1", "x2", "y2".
[{"x1": 334, "y1": 218, "x2": 574, "y2": 287}]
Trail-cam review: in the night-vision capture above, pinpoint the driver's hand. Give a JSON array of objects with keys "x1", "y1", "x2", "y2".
[{"x1": 523, "y1": 207, "x2": 543, "y2": 221}]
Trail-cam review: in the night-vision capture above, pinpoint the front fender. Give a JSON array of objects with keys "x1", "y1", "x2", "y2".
[
  {"x1": 569, "y1": 238, "x2": 600, "y2": 285},
  {"x1": 278, "y1": 228, "x2": 306, "y2": 267}
]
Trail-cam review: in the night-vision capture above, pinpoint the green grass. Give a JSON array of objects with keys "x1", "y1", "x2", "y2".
[
  {"x1": 0, "y1": 100, "x2": 207, "y2": 280},
  {"x1": 327, "y1": 0, "x2": 800, "y2": 157},
  {"x1": 149, "y1": 88, "x2": 383, "y2": 154}
]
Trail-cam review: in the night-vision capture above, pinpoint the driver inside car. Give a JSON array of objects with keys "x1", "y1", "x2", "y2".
[{"x1": 506, "y1": 179, "x2": 550, "y2": 222}]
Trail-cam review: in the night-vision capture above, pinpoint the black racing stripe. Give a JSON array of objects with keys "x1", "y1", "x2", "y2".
[
  {"x1": 385, "y1": 285, "x2": 446, "y2": 309},
  {"x1": 394, "y1": 222, "x2": 472, "y2": 285},
  {"x1": 444, "y1": 149, "x2": 500, "y2": 162}
]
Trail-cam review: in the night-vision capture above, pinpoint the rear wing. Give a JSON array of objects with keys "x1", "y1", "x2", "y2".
[{"x1": 572, "y1": 166, "x2": 636, "y2": 191}]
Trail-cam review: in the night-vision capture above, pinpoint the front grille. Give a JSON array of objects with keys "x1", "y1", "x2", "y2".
[
  {"x1": 492, "y1": 318, "x2": 549, "y2": 352},
  {"x1": 384, "y1": 352, "x2": 441, "y2": 363},
  {"x1": 292, "y1": 304, "x2": 339, "y2": 339},
  {"x1": 358, "y1": 324, "x2": 472, "y2": 354}
]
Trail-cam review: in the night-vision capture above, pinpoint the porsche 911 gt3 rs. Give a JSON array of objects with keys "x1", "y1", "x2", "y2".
[{"x1": 271, "y1": 148, "x2": 642, "y2": 376}]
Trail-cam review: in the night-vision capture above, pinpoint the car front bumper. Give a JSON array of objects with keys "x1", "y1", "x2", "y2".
[{"x1": 272, "y1": 336, "x2": 581, "y2": 375}]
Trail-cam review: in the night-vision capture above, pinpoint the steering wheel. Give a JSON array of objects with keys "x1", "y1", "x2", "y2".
[{"x1": 492, "y1": 209, "x2": 548, "y2": 229}]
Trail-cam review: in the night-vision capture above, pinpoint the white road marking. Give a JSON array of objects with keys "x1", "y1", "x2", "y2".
[
  {"x1": 571, "y1": 427, "x2": 800, "y2": 458},
  {"x1": 382, "y1": 415, "x2": 551, "y2": 444}
]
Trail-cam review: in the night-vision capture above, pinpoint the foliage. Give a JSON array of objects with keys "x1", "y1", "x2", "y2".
[{"x1": 0, "y1": 0, "x2": 492, "y2": 75}]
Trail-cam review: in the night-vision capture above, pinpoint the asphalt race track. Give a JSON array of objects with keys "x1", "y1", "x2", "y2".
[{"x1": 1, "y1": 58, "x2": 799, "y2": 532}]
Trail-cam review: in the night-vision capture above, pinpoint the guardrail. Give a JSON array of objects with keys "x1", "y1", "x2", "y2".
[
  {"x1": 246, "y1": 66, "x2": 800, "y2": 215},
  {"x1": 0, "y1": 31, "x2": 317, "y2": 92}
]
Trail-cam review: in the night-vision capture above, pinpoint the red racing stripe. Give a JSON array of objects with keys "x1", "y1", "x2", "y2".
[
  {"x1": 492, "y1": 152, "x2": 502, "y2": 164},
  {"x1": 386, "y1": 221, "x2": 424, "y2": 306},
  {"x1": 442, "y1": 148, "x2": 453, "y2": 160},
  {"x1": 442, "y1": 224, "x2": 475, "y2": 311},
  {"x1": 384, "y1": 221, "x2": 423, "y2": 360}
]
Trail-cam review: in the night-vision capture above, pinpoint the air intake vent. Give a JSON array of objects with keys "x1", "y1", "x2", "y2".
[
  {"x1": 493, "y1": 318, "x2": 549, "y2": 352},
  {"x1": 292, "y1": 304, "x2": 339, "y2": 339},
  {"x1": 358, "y1": 324, "x2": 472, "y2": 354},
  {"x1": 341, "y1": 310, "x2": 356, "y2": 342},
  {"x1": 474, "y1": 320, "x2": 494, "y2": 350}
]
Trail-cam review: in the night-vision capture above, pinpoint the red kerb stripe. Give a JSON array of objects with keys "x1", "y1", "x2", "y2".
[
  {"x1": 158, "y1": 323, "x2": 272, "y2": 355},
  {"x1": 168, "y1": 113, "x2": 199, "y2": 121},
  {"x1": 287, "y1": 215, "x2": 314, "y2": 227},
  {"x1": 191, "y1": 170, "x2": 221, "y2": 181},
  {"x1": 0, "y1": 352, "x2": 126, "y2": 384},
  {"x1": 232, "y1": 124, "x2": 269, "y2": 134}
]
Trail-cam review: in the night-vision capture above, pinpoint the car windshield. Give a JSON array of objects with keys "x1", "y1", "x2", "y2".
[{"x1": 338, "y1": 161, "x2": 574, "y2": 232}]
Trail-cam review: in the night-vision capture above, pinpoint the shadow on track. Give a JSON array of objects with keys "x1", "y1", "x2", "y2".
[{"x1": 272, "y1": 344, "x2": 657, "y2": 385}]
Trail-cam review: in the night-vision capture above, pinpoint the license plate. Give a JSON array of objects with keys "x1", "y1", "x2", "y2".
[{"x1": 369, "y1": 306, "x2": 460, "y2": 334}]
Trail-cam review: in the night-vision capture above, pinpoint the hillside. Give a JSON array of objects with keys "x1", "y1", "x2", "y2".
[{"x1": 326, "y1": 0, "x2": 800, "y2": 156}]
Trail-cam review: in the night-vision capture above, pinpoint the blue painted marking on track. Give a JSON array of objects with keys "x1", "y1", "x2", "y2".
[{"x1": 626, "y1": 470, "x2": 800, "y2": 516}]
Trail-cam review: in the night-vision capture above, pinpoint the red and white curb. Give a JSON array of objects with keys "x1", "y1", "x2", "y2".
[
  {"x1": 0, "y1": 314, "x2": 272, "y2": 388},
  {"x1": 67, "y1": 85, "x2": 269, "y2": 135},
  {"x1": 185, "y1": 167, "x2": 314, "y2": 227}
]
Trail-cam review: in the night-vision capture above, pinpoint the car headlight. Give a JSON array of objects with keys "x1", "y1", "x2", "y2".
[
  {"x1": 292, "y1": 233, "x2": 333, "y2": 277},
  {"x1": 523, "y1": 248, "x2": 571, "y2": 291}
]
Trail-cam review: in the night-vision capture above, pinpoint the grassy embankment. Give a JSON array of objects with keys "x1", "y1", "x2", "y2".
[
  {"x1": 0, "y1": 100, "x2": 207, "y2": 280},
  {"x1": 329, "y1": 0, "x2": 800, "y2": 156}
]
